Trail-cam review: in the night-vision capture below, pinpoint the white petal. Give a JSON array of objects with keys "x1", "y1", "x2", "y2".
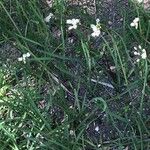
[
  {"x1": 130, "y1": 22, "x2": 135, "y2": 27},
  {"x1": 23, "y1": 54, "x2": 27, "y2": 58},
  {"x1": 134, "y1": 17, "x2": 139, "y2": 22},
  {"x1": 69, "y1": 130, "x2": 74, "y2": 135},
  {"x1": 44, "y1": 13, "x2": 53, "y2": 22},
  {"x1": 68, "y1": 25, "x2": 74, "y2": 30},
  {"x1": 142, "y1": 49, "x2": 146, "y2": 53},
  {"x1": 23, "y1": 59, "x2": 26, "y2": 64},
  {"x1": 66, "y1": 19, "x2": 72, "y2": 24},
  {"x1": 135, "y1": 23, "x2": 138, "y2": 29},
  {"x1": 91, "y1": 32, "x2": 96, "y2": 37},
  {"x1": 91, "y1": 30, "x2": 100, "y2": 37},
  {"x1": 141, "y1": 53, "x2": 147, "y2": 59},
  {"x1": 138, "y1": 45, "x2": 142, "y2": 49},
  {"x1": 91, "y1": 24, "x2": 97, "y2": 32},
  {"x1": 96, "y1": 18, "x2": 100, "y2": 24},
  {"x1": 74, "y1": 19, "x2": 80, "y2": 24},
  {"x1": 96, "y1": 30, "x2": 101, "y2": 36},
  {"x1": 18, "y1": 57, "x2": 23, "y2": 61},
  {"x1": 95, "y1": 126, "x2": 99, "y2": 132},
  {"x1": 67, "y1": 19, "x2": 80, "y2": 25},
  {"x1": 26, "y1": 52, "x2": 31, "y2": 57},
  {"x1": 141, "y1": 49, "x2": 147, "y2": 59},
  {"x1": 73, "y1": 24, "x2": 77, "y2": 29},
  {"x1": 134, "y1": 51, "x2": 140, "y2": 55}
]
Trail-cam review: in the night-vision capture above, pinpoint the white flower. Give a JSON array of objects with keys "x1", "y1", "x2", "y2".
[
  {"x1": 134, "y1": 51, "x2": 140, "y2": 56},
  {"x1": 130, "y1": 17, "x2": 139, "y2": 29},
  {"x1": 136, "y1": 59, "x2": 140, "y2": 62},
  {"x1": 44, "y1": 13, "x2": 54, "y2": 22},
  {"x1": 138, "y1": 45, "x2": 142, "y2": 49},
  {"x1": 134, "y1": 46, "x2": 138, "y2": 50},
  {"x1": 69, "y1": 130, "x2": 74, "y2": 135},
  {"x1": 141, "y1": 49, "x2": 147, "y2": 59},
  {"x1": 98, "y1": 144, "x2": 101, "y2": 148},
  {"x1": 26, "y1": 52, "x2": 31, "y2": 57},
  {"x1": 66, "y1": 19, "x2": 80, "y2": 30},
  {"x1": 18, "y1": 52, "x2": 31, "y2": 64},
  {"x1": 18, "y1": 57, "x2": 23, "y2": 62},
  {"x1": 23, "y1": 53, "x2": 27, "y2": 59},
  {"x1": 95, "y1": 126, "x2": 99, "y2": 132},
  {"x1": 133, "y1": 46, "x2": 147, "y2": 61},
  {"x1": 91, "y1": 18, "x2": 101, "y2": 37}
]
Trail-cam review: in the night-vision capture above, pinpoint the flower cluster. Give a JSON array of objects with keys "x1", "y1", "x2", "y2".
[
  {"x1": 90, "y1": 19, "x2": 101, "y2": 37},
  {"x1": 133, "y1": 45, "x2": 147, "y2": 62},
  {"x1": 66, "y1": 19, "x2": 80, "y2": 30},
  {"x1": 130, "y1": 17, "x2": 147, "y2": 63},
  {"x1": 18, "y1": 52, "x2": 31, "y2": 64},
  {"x1": 45, "y1": 13, "x2": 102, "y2": 37},
  {"x1": 66, "y1": 18, "x2": 101, "y2": 37},
  {"x1": 130, "y1": 17, "x2": 139, "y2": 29},
  {"x1": 44, "y1": 13, "x2": 54, "y2": 22}
]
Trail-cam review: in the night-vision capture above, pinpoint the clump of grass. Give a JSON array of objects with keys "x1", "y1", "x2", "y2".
[{"x1": 0, "y1": 0, "x2": 150, "y2": 149}]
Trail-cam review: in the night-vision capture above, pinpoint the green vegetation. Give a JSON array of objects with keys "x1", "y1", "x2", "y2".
[{"x1": 0, "y1": 0, "x2": 149, "y2": 149}]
